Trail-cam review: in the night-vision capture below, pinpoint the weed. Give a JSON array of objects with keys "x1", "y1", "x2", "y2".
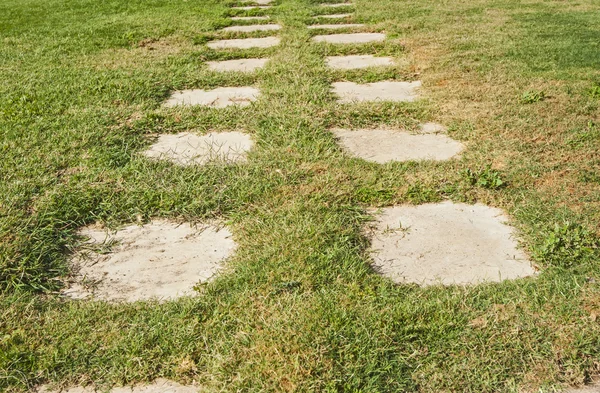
[
  {"x1": 533, "y1": 223, "x2": 599, "y2": 268},
  {"x1": 520, "y1": 90, "x2": 546, "y2": 104},
  {"x1": 462, "y1": 165, "x2": 506, "y2": 189}
]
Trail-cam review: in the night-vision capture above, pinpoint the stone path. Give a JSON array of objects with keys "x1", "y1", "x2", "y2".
[
  {"x1": 221, "y1": 24, "x2": 281, "y2": 32},
  {"x1": 207, "y1": 36, "x2": 280, "y2": 49},
  {"x1": 164, "y1": 87, "x2": 259, "y2": 108},
  {"x1": 64, "y1": 220, "x2": 236, "y2": 302},
  {"x1": 311, "y1": 32, "x2": 385, "y2": 44},
  {"x1": 316, "y1": 13, "x2": 352, "y2": 19},
  {"x1": 143, "y1": 131, "x2": 254, "y2": 165},
  {"x1": 231, "y1": 5, "x2": 271, "y2": 10},
  {"x1": 230, "y1": 15, "x2": 270, "y2": 21},
  {"x1": 333, "y1": 81, "x2": 421, "y2": 102},
  {"x1": 326, "y1": 55, "x2": 393, "y2": 69},
  {"x1": 333, "y1": 126, "x2": 464, "y2": 162},
  {"x1": 207, "y1": 58, "x2": 269, "y2": 72},
  {"x1": 307, "y1": 23, "x2": 365, "y2": 29},
  {"x1": 39, "y1": 379, "x2": 199, "y2": 393}
]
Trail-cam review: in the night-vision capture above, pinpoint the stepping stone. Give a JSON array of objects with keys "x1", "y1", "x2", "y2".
[
  {"x1": 165, "y1": 87, "x2": 259, "y2": 108},
  {"x1": 316, "y1": 13, "x2": 353, "y2": 19},
  {"x1": 39, "y1": 379, "x2": 198, "y2": 393},
  {"x1": 221, "y1": 24, "x2": 281, "y2": 32},
  {"x1": 320, "y1": 2, "x2": 353, "y2": 6},
  {"x1": 63, "y1": 220, "x2": 237, "y2": 302},
  {"x1": 368, "y1": 202, "x2": 536, "y2": 286},
  {"x1": 241, "y1": 0, "x2": 272, "y2": 4},
  {"x1": 207, "y1": 36, "x2": 280, "y2": 49},
  {"x1": 207, "y1": 58, "x2": 268, "y2": 72},
  {"x1": 308, "y1": 23, "x2": 364, "y2": 29},
  {"x1": 333, "y1": 81, "x2": 421, "y2": 102},
  {"x1": 231, "y1": 15, "x2": 270, "y2": 21},
  {"x1": 143, "y1": 131, "x2": 254, "y2": 166},
  {"x1": 326, "y1": 55, "x2": 394, "y2": 69},
  {"x1": 231, "y1": 5, "x2": 271, "y2": 10},
  {"x1": 312, "y1": 32, "x2": 385, "y2": 44},
  {"x1": 333, "y1": 126, "x2": 464, "y2": 163}
]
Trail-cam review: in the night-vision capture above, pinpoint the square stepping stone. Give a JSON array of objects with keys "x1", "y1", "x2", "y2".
[
  {"x1": 333, "y1": 126, "x2": 464, "y2": 163},
  {"x1": 143, "y1": 131, "x2": 254, "y2": 166},
  {"x1": 207, "y1": 58, "x2": 268, "y2": 72},
  {"x1": 320, "y1": 2, "x2": 353, "y2": 7},
  {"x1": 64, "y1": 220, "x2": 236, "y2": 302},
  {"x1": 326, "y1": 55, "x2": 394, "y2": 69},
  {"x1": 164, "y1": 87, "x2": 259, "y2": 108},
  {"x1": 39, "y1": 379, "x2": 199, "y2": 393},
  {"x1": 231, "y1": 15, "x2": 270, "y2": 21},
  {"x1": 231, "y1": 5, "x2": 271, "y2": 10},
  {"x1": 308, "y1": 23, "x2": 365, "y2": 29},
  {"x1": 369, "y1": 202, "x2": 536, "y2": 286},
  {"x1": 241, "y1": 0, "x2": 272, "y2": 4},
  {"x1": 311, "y1": 32, "x2": 385, "y2": 44},
  {"x1": 207, "y1": 36, "x2": 280, "y2": 49},
  {"x1": 316, "y1": 13, "x2": 353, "y2": 19},
  {"x1": 221, "y1": 24, "x2": 281, "y2": 32},
  {"x1": 333, "y1": 81, "x2": 421, "y2": 102}
]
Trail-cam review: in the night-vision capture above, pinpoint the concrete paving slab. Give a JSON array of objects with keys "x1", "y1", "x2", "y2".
[
  {"x1": 230, "y1": 16, "x2": 270, "y2": 21},
  {"x1": 164, "y1": 87, "x2": 259, "y2": 108},
  {"x1": 333, "y1": 128, "x2": 464, "y2": 162},
  {"x1": 221, "y1": 24, "x2": 281, "y2": 32},
  {"x1": 39, "y1": 379, "x2": 200, "y2": 393},
  {"x1": 316, "y1": 13, "x2": 353, "y2": 18},
  {"x1": 143, "y1": 131, "x2": 254, "y2": 166},
  {"x1": 231, "y1": 5, "x2": 271, "y2": 10},
  {"x1": 63, "y1": 220, "x2": 236, "y2": 302},
  {"x1": 207, "y1": 36, "x2": 280, "y2": 49},
  {"x1": 320, "y1": 2, "x2": 353, "y2": 7},
  {"x1": 312, "y1": 32, "x2": 385, "y2": 44},
  {"x1": 326, "y1": 55, "x2": 393, "y2": 69},
  {"x1": 308, "y1": 23, "x2": 365, "y2": 29},
  {"x1": 241, "y1": 0, "x2": 272, "y2": 4},
  {"x1": 207, "y1": 58, "x2": 268, "y2": 72},
  {"x1": 368, "y1": 202, "x2": 536, "y2": 286},
  {"x1": 333, "y1": 81, "x2": 421, "y2": 102}
]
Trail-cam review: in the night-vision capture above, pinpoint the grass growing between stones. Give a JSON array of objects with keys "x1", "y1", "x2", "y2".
[{"x1": 1, "y1": 0, "x2": 600, "y2": 392}]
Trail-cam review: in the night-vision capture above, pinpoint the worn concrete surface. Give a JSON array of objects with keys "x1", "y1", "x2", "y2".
[{"x1": 164, "y1": 87, "x2": 259, "y2": 108}]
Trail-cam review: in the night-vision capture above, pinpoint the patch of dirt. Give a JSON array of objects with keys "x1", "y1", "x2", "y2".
[
  {"x1": 63, "y1": 220, "x2": 236, "y2": 302},
  {"x1": 164, "y1": 87, "x2": 259, "y2": 108},
  {"x1": 142, "y1": 131, "x2": 254, "y2": 166},
  {"x1": 368, "y1": 201, "x2": 536, "y2": 286}
]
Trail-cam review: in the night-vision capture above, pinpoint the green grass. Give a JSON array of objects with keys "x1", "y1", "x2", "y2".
[{"x1": 1, "y1": 0, "x2": 600, "y2": 391}]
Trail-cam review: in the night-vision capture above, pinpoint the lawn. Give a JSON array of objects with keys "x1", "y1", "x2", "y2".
[{"x1": 1, "y1": 0, "x2": 600, "y2": 391}]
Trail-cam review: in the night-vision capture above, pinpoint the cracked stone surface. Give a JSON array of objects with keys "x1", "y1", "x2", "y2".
[
  {"x1": 207, "y1": 58, "x2": 268, "y2": 72},
  {"x1": 207, "y1": 36, "x2": 280, "y2": 49},
  {"x1": 312, "y1": 32, "x2": 385, "y2": 44},
  {"x1": 333, "y1": 127, "x2": 464, "y2": 163},
  {"x1": 326, "y1": 55, "x2": 393, "y2": 69},
  {"x1": 38, "y1": 379, "x2": 200, "y2": 393},
  {"x1": 308, "y1": 23, "x2": 364, "y2": 29},
  {"x1": 143, "y1": 131, "x2": 254, "y2": 166},
  {"x1": 333, "y1": 81, "x2": 421, "y2": 102},
  {"x1": 63, "y1": 221, "x2": 237, "y2": 302},
  {"x1": 164, "y1": 87, "x2": 259, "y2": 108},
  {"x1": 368, "y1": 202, "x2": 536, "y2": 286},
  {"x1": 221, "y1": 24, "x2": 281, "y2": 32}
]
